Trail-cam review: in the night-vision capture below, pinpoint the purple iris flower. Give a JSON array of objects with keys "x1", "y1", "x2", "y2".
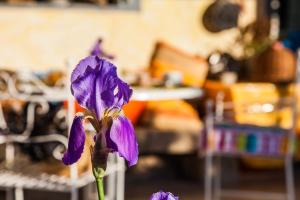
[
  {"x1": 90, "y1": 39, "x2": 114, "y2": 60},
  {"x1": 62, "y1": 55, "x2": 138, "y2": 169},
  {"x1": 150, "y1": 191, "x2": 179, "y2": 200}
]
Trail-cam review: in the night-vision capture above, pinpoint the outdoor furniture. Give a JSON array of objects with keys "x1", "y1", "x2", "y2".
[
  {"x1": 200, "y1": 49, "x2": 300, "y2": 200},
  {"x1": 132, "y1": 86, "x2": 203, "y2": 154},
  {"x1": 132, "y1": 86, "x2": 203, "y2": 101},
  {"x1": 0, "y1": 69, "x2": 125, "y2": 200},
  {"x1": 201, "y1": 95, "x2": 296, "y2": 200}
]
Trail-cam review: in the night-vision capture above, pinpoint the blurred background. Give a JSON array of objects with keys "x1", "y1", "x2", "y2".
[{"x1": 0, "y1": 0, "x2": 300, "y2": 199}]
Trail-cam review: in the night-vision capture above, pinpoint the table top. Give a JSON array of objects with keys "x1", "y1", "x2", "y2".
[
  {"x1": 0, "y1": 86, "x2": 203, "y2": 102},
  {"x1": 131, "y1": 86, "x2": 203, "y2": 101}
]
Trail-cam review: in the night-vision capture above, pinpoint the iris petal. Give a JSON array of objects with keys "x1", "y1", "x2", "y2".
[
  {"x1": 62, "y1": 115, "x2": 86, "y2": 165},
  {"x1": 150, "y1": 191, "x2": 179, "y2": 200},
  {"x1": 107, "y1": 115, "x2": 138, "y2": 166},
  {"x1": 71, "y1": 68, "x2": 97, "y2": 112},
  {"x1": 71, "y1": 56, "x2": 100, "y2": 83},
  {"x1": 71, "y1": 56, "x2": 115, "y2": 117},
  {"x1": 115, "y1": 79, "x2": 132, "y2": 108},
  {"x1": 71, "y1": 56, "x2": 132, "y2": 118}
]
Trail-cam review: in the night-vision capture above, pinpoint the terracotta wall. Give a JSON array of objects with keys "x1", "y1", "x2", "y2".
[{"x1": 0, "y1": 0, "x2": 256, "y2": 71}]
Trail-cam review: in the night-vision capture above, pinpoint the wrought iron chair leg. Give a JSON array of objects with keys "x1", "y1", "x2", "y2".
[
  {"x1": 213, "y1": 156, "x2": 221, "y2": 200},
  {"x1": 5, "y1": 188, "x2": 14, "y2": 200},
  {"x1": 107, "y1": 167, "x2": 116, "y2": 200},
  {"x1": 14, "y1": 187, "x2": 24, "y2": 200},
  {"x1": 285, "y1": 155, "x2": 295, "y2": 200},
  {"x1": 116, "y1": 157, "x2": 125, "y2": 200},
  {"x1": 205, "y1": 153, "x2": 213, "y2": 200},
  {"x1": 70, "y1": 164, "x2": 78, "y2": 200}
]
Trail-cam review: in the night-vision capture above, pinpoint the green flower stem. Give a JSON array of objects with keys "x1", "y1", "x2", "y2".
[
  {"x1": 93, "y1": 167, "x2": 105, "y2": 200},
  {"x1": 95, "y1": 177, "x2": 105, "y2": 200}
]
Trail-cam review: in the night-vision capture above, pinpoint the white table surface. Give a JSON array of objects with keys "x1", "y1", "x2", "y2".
[
  {"x1": 0, "y1": 86, "x2": 203, "y2": 102},
  {"x1": 131, "y1": 86, "x2": 203, "y2": 101}
]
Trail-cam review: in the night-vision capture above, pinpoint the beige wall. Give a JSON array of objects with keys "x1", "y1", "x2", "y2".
[{"x1": 0, "y1": 0, "x2": 256, "y2": 71}]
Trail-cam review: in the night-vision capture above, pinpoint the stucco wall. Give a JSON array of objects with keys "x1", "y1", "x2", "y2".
[{"x1": 0, "y1": 0, "x2": 256, "y2": 71}]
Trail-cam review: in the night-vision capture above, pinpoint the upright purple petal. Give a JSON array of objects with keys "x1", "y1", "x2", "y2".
[
  {"x1": 114, "y1": 79, "x2": 133, "y2": 108},
  {"x1": 71, "y1": 56, "x2": 133, "y2": 118},
  {"x1": 62, "y1": 116, "x2": 86, "y2": 165},
  {"x1": 71, "y1": 56, "x2": 116, "y2": 117},
  {"x1": 71, "y1": 56, "x2": 100, "y2": 83},
  {"x1": 150, "y1": 191, "x2": 179, "y2": 200},
  {"x1": 71, "y1": 68, "x2": 97, "y2": 111},
  {"x1": 106, "y1": 115, "x2": 138, "y2": 166}
]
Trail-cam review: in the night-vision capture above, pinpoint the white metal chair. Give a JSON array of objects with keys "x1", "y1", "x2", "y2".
[
  {"x1": 0, "y1": 68, "x2": 125, "y2": 200},
  {"x1": 201, "y1": 49, "x2": 300, "y2": 200},
  {"x1": 201, "y1": 95, "x2": 296, "y2": 200}
]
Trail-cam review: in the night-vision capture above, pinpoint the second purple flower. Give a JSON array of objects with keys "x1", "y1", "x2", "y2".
[{"x1": 150, "y1": 191, "x2": 179, "y2": 200}]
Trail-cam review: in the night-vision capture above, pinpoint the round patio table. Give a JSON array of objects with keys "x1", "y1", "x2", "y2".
[
  {"x1": 129, "y1": 86, "x2": 204, "y2": 155},
  {"x1": 131, "y1": 86, "x2": 203, "y2": 101}
]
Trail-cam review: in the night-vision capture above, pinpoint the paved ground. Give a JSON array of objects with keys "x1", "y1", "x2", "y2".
[
  {"x1": 0, "y1": 155, "x2": 300, "y2": 200},
  {"x1": 125, "y1": 156, "x2": 300, "y2": 200},
  {"x1": 126, "y1": 172, "x2": 300, "y2": 200}
]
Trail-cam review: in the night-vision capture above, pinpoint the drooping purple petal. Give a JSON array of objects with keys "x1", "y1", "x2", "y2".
[
  {"x1": 150, "y1": 191, "x2": 179, "y2": 200},
  {"x1": 62, "y1": 115, "x2": 86, "y2": 165},
  {"x1": 71, "y1": 56, "x2": 132, "y2": 118},
  {"x1": 106, "y1": 115, "x2": 138, "y2": 166}
]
